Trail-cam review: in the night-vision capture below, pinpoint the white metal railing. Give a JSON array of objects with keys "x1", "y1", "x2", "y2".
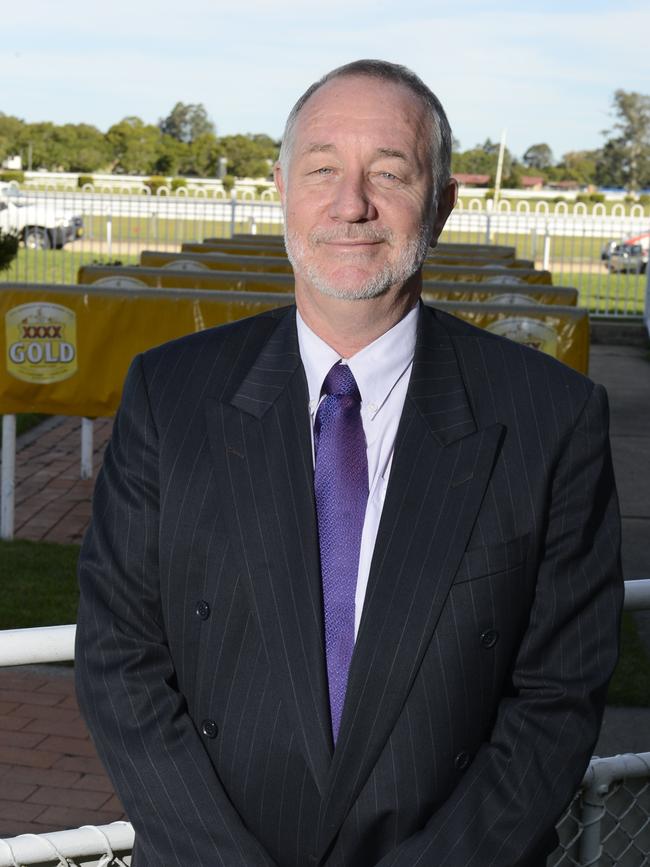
[
  {"x1": 0, "y1": 823, "x2": 133, "y2": 867},
  {"x1": 0, "y1": 580, "x2": 648, "y2": 866}
]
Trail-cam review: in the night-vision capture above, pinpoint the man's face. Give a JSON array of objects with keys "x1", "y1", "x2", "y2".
[{"x1": 275, "y1": 76, "x2": 444, "y2": 303}]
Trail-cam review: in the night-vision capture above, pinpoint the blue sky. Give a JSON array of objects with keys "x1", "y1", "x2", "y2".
[{"x1": 3, "y1": 0, "x2": 648, "y2": 161}]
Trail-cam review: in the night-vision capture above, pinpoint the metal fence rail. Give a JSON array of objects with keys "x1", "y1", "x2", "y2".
[
  {"x1": 1, "y1": 183, "x2": 649, "y2": 319},
  {"x1": 0, "y1": 582, "x2": 648, "y2": 866}
]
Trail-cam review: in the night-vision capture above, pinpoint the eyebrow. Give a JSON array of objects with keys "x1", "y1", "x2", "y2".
[
  {"x1": 376, "y1": 147, "x2": 409, "y2": 162},
  {"x1": 299, "y1": 144, "x2": 410, "y2": 162}
]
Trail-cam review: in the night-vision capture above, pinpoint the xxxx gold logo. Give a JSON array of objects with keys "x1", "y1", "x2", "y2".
[
  {"x1": 5, "y1": 303, "x2": 78, "y2": 384},
  {"x1": 486, "y1": 317, "x2": 559, "y2": 358}
]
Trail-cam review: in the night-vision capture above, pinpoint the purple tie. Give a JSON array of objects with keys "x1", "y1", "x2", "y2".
[{"x1": 314, "y1": 362, "x2": 368, "y2": 744}]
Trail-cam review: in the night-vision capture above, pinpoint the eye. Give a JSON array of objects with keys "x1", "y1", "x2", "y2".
[{"x1": 313, "y1": 167, "x2": 334, "y2": 175}]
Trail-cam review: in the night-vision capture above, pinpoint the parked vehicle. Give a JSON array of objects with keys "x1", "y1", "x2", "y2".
[
  {"x1": 607, "y1": 243, "x2": 648, "y2": 274},
  {"x1": 0, "y1": 184, "x2": 83, "y2": 249}
]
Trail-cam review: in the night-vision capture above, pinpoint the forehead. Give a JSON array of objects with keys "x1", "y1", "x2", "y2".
[{"x1": 292, "y1": 75, "x2": 431, "y2": 156}]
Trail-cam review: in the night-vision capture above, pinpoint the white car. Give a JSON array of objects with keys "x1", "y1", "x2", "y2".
[{"x1": 0, "y1": 185, "x2": 84, "y2": 249}]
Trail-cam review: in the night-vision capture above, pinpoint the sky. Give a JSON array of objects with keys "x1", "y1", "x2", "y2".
[{"x1": 3, "y1": 0, "x2": 648, "y2": 162}]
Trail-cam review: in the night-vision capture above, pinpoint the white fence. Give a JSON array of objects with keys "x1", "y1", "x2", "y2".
[
  {"x1": 2, "y1": 184, "x2": 649, "y2": 319},
  {"x1": 0, "y1": 580, "x2": 648, "y2": 866}
]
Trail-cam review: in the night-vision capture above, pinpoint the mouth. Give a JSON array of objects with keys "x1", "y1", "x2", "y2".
[{"x1": 319, "y1": 239, "x2": 385, "y2": 249}]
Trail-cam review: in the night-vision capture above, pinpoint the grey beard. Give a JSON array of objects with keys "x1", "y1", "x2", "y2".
[{"x1": 284, "y1": 223, "x2": 432, "y2": 301}]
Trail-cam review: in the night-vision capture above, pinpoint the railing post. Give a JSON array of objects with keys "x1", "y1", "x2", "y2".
[
  {"x1": 577, "y1": 783, "x2": 607, "y2": 865},
  {"x1": 230, "y1": 192, "x2": 237, "y2": 238},
  {"x1": 485, "y1": 212, "x2": 492, "y2": 244},
  {"x1": 1, "y1": 414, "x2": 16, "y2": 540},
  {"x1": 80, "y1": 417, "x2": 94, "y2": 480},
  {"x1": 542, "y1": 225, "x2": 552, "y2": 271},
  {"x1": 106, "y1": 216, "x2": 112, "y2": 260},
  {"x1": 643, "y1": 251, "x2": 650, "y2": 335}
]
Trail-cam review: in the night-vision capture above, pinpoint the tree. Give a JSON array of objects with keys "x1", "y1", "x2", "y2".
[
  {"x1": 598, "y1": 89, "x2": 650, "y2": 190},
  {"x1": 451, "y1": 139, "x2": 513, "y2": 181},
  {"x1": 523, "y1": 143, "x2": 553, "y2": 170},
  {"x1": 107, "y1": 117, "x2": 162, "y2": 174},
  {"x1": 159, "y1": 103, "x2": 215, "y2": 144},
  {"x1": 218, "y1": 134, "x2": 279, "y2": 178}
]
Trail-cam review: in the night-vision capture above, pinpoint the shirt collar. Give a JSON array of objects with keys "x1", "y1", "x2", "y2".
[{"x1": 296, "y1": 304, "x2": 418, "y2": 419}]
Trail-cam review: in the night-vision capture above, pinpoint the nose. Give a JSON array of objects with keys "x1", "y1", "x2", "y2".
[{"x1": 328, "y1": 171, "x2": 377, "y2": 223}]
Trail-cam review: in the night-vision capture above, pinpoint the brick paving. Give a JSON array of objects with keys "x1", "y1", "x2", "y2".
[
  {"x1": 0, "y1": 669, "x2": 126, "y2": 837},
  {"x1": 13, "y1": 416, "x2": 113, "y2": 544}
]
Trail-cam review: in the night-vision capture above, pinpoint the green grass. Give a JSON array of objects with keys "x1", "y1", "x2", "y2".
[
  {"x1": 606, "y1": 612, "x2": 650, "y2": 707},
  {"x1": 2, "y1": 248, "x2": 140, "y2": 285},
  {"x1": 0, "y1": 540, "x2": 80, "y2": 629},
  {"x1": 0, "y1": 540, "x2": 647, "y2": 707}
]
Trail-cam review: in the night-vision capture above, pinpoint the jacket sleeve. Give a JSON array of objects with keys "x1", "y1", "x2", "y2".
[
  {"x1": 374, "y1": 383, "x2": 623, "y2": 867},
  {"x1": 75, "y1": 354, "x2": 276, "y2": 867}
]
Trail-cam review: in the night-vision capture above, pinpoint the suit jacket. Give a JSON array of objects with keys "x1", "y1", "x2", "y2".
[{"x1": 75, "y1": 303, "x2": 622, "y2": 867}]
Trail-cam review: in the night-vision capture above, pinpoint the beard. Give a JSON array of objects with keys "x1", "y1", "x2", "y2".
[{"x1": 284, "y1": 221, "x2": 433, "y2": 301}]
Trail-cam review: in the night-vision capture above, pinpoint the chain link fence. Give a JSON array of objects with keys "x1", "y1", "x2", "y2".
[{"x1": 551, "y1": 752, "x2": 650, "y2": 866}]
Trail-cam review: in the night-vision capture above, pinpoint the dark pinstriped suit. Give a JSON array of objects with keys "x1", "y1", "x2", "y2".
[{"x1": 75, "y1": 302, "x2": 622, "y2": 867}]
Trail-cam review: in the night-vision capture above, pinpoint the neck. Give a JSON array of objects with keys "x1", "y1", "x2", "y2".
[{"x1": 295, "y1": 277, "x2": 421, "y2": 358}]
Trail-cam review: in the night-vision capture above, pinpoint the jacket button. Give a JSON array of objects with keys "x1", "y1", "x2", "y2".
[
  {"x1": 454, "y1": 750, "x2": 471, "y2": 770},
  {"x1": 201, "y1": 719, "x2": 218, "y2": 739},
  {"x1": 196, "y1": 600, "x2": 210, "y2": 620},
  {"x1": 480, "y1": 629, "x2": 499, "y2": 648}
]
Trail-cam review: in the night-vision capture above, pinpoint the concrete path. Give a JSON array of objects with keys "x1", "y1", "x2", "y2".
[{"x1": 0, "y1": 338, "x2": 648, "y2": 836}]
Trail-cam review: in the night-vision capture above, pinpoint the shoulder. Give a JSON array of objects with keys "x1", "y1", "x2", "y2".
[
  {"x1": 125, "y1": 304, "x2": 295, "y2": 412},
  {"x1": 424, "y1": 304, "x2": 598, "y2": 428}
]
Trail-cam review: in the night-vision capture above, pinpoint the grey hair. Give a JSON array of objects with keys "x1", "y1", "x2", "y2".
[{"x1": 278, "y1": 59, "x2": 452, "y2": 204}]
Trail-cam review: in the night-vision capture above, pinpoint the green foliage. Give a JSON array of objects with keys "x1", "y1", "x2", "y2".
[
  {"x1": 171, "y1": 177, "x2": 188, "y2": 191},
  {"x1": 589, "y1": 192, "x2": 605, "y2": 204},
  {"x1": 0, "y1": 229, "x2": 19, "y2": 271},
  {"x1": 523, "y1": 143, "x2": 554, "y2": 170},
  {"x1": 639, "y1": 194, "x2": 650, "y2": 206},
  {"x1": 597, "y1": 89, "x2": 650, "y2": 191},
  {"x1": 78, "y1": 174, "x2": 94, "y2": 188},
  {"x1": 255, "y1": 184, "x2": 268, "y2": 197},
  {"x1": 221, "y1": 174, "x2": 235, "y2": 193},
  {"x1": 107, "y1": 116, "x2": 162, "y2": 174},
  {"x1": 0, "y1": 169, "x2": 24, "y2": 183},
  {"x1": 159, "y1": 102, "x2": 215, "y2": 143},
  {"x1": 145, "y1": 175, "x2": 169, "y2": 194},
  {"x1": 218, "y1": 134, "x2": 278, "y2": 178}
]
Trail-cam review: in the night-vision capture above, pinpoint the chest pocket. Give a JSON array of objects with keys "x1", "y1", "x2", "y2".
[{"x1": 453, "y1": 533, "x2": 530, "y2": 584}]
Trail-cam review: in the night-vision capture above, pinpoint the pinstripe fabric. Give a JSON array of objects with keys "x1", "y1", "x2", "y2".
[{"x1": 76, "y1": 303, "x2": 622, "y2": 867}]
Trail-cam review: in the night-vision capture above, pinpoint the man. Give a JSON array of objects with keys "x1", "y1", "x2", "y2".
[{"x1": 75, "y1": 60, "x2": 622, "y2": 867}]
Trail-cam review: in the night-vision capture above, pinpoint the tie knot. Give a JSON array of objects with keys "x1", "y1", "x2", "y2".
[{"x1": 321, "y1": 362, "x2": 360, "y2": 400}]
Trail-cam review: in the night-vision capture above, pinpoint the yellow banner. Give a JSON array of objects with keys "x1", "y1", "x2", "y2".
[{"x1": 1, "y1": 285, "x2": 588, "y2": 419}]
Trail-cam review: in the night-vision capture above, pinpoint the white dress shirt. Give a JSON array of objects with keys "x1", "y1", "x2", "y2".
[{"x1": 296, "y1": 305, "x2": 418, "y2": 638}]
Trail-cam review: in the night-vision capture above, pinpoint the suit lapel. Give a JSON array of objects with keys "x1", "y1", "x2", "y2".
[
  {"x1": 205, "y1": 309, "x2": 333, "y2": 796},
  {"x1": 317, "y1": 306, "x2": 505, "y2": 857}
]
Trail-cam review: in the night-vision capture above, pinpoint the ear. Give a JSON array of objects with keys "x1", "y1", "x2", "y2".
[
  {"x1": 429, "y1": 177, "x2": 458, "y2": 248},
  {"x1": 273, "y1": 161, "x2": 286, "y2": 206}
]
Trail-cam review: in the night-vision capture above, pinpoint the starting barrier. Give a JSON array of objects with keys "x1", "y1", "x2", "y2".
[
  {"x1": 0, "y1": 283, "x2": 589, "y2": 420},
  {"x1": 77, "y1": 263, "x2": 575, "y2": 305}
]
